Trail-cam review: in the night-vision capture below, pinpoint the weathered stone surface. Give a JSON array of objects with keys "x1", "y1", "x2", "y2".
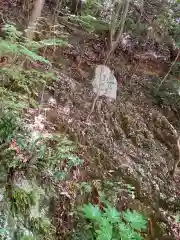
[{"x1": 92, "y1": 65, "x2": 117, "y2": 100}]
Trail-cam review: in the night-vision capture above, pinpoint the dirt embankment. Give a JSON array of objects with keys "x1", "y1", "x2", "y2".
[
  {"x1": 42, "y1": 35, "x2": 180, "y2": 238},
  {"x1": 29, "y1": 27, "x2": 180, "y2": 239}
]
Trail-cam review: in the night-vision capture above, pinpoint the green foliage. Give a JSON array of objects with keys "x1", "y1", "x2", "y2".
[
  {"x1": 81, "y1": 203, "x2": 102, "y2": 221},
  {"x1": 0, "y1": 22, "x2": 76, "y2": 240},
  {"x1": 10, "y1": 187, "x2": 36, "y2": 215},
  {"x1": 0, "y1": 230, "x2": 10, "y2": 240},
  {"x1": 29, "y1": 217, "x2": 54, "y2": 239},
  {"x1": 0, "y1": 88, "x2": 28, "y2": 112},
  {"x1": 21, "y1": 236, "x2": 35, "y2": 240},
  {"x1": 26, "y1": 38, "x2": 69, "y2": 51},
  {"x1": 82, "y1": 0, "x2": 102, "y2": 17},
  {"x1": 80, "y1": 202, "x2": 147, "y2": 240},
  {"x1": 0, "y1": 66, "x2": 55, "y2": 97},
  {"x1": 0, "y1": 24, "x2": 58, "y2": 117},
  {"x1": 69, "y1": 15, "x2": 109, "y2": 33},
  {"x1": 0, "y1": 111, "x2": 20, "y2": 143},
  {"x1": 79, "y1": 182, "x2": 92, "y2": 194},
  {"x1": 122, "y1": 210, "x2": 147, "y2": 231},
  {"x1": 36, "y1": 135, "x2": 83, "y2": 180},
  {"x1": 0, "y1": 24, "x2": 66, "y2": 64},
  {"x1": 147, "y1": 76, "x2": 180, "y2": 115},
  {"x1": 171, "y1": 62, "x2": 180, "y2": 78},
  {"x1": 125, "y1": 19, "x2": 148, "y2": 38},
  {"x1": 0, "y1": 23, "x2": 68, "y2": 64},
  {"x1": 175, "y1": 215, "x2": 180, "y2": 222},
  {"x1": 0, "y1": 39, "x2": 50, "y2": 64},
  {"x1": 2, "y1": 24, "x2": 22, "y2": 40}
]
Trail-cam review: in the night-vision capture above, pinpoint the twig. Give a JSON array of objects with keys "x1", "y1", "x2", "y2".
[
  {"x1": 86, "y1": 91, "x2": 99, "y2": 122},
  {"x1": 38, "y1": 46, "x2": 49, "y2": 115},
  {"x1": 171, "y1": 136, "x2": 180, "y2": 178},
  {"x1": 109, "y1": 0, "x2": 122, "y2": 48},
  {"x1": 129, "y1": 61, "x2": 140, "y2": 85},
  {"x1": 157, "y1": 51, "x2": 180, "y2": 91},
  {"x1": 86, "y1": 66, "x2": 105, "y2": 122},
  {"x1": 52, "y1": 0, "x2": 62, "y2": 24}
]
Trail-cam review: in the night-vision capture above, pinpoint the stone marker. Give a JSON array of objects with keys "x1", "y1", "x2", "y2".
[{"x1": 92, "y1": 65, "x2": 117, "y2": 100}]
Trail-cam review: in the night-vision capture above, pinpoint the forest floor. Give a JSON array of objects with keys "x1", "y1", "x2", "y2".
[
  {"x1": 1, "y1": 2, "x2": 180, "y2": 239},
  {"x1": 40, "y1": 28, "x2": 180, "y2": 239}
]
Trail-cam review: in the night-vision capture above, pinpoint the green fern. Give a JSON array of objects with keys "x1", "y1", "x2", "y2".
[
  {"x1": 80, "y1": 202, "x2": 147, "y2": 240},
  {"x1": 0, "y1": 24, "x2": 50, "y2": 64},
  {"x1": 2, "y1": 24, "x2": 22, "y2": 40},
  {"x1": 0, "y1": 23, "x2": 72, "y2": 240},
  {"x1": 0, "y1": 40, "x2": 49, "y2": 64},
  {"x1": 19, "y1": 45, "x2": 50, "y2": 64},
  {"x1": 0, "y1": 66, "x2": 56, "y2": 108},
  {"x1": 122, "y1": 210, "x2": 147, "y2": 231},
  {"x1": 10, "y1": 187, "x2": 36, "y2": 215},
  {"x1": 103, "y1": 205, "x2": 120, "y2": 224},
  {"x1": 0, "y1": 111, "x2": 20, "y2": 143},
  {"x1": 69, "y1": 15, "x2": 109, "y2": 33},
  {"x1": 0, "y1": 40, "x2": 19, "y2": 55},
  {"x1": 81, "y1": 204, "x2": 102, "y2": 222},
  {"x1": 0, "y1": 23, "x2": 68, "y2": 65},
  {"x1": 96, "y1": 218, "x2": 112, "y2": 240}
]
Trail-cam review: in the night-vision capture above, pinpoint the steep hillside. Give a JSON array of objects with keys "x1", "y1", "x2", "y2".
[{"x1": 0, "y1": 1, "x2": 180, "y2": 239}]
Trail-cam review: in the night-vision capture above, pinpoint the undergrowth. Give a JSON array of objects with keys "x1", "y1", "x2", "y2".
[
  {"x1": 147, "y1": 72, "x2": 180, "y2": 123},
  {"x1": 0, "y1": 23, "x2": 82, "y2": 239},
  {"x1": 74, "y1": 202, "x2": 147, "y2": 240},
  {"x1": 0, "y1": 22, "x2": 150, "y2": 239},
  {"x1": 69, "y1": 15, "x2": 109, "y2": 33}
]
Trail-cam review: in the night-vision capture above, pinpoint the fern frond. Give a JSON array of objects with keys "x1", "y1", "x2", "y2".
[
  {"x1": 40, "y1": 38, "x2": 68, "y2": 47},
  {"x1": 0, "y1": 40, "x2": 19, "y2": 55},
  {"x1": 122, "y1": 210, "x2": 147, "y2": 231},
  {"x1": 2, "y1": 24, "x2": 22, "y2": 40},
  {"x1": 81, "y1": 203, "x2": 102, "y2": 222},
  {"x1": 103, "y1": 205, "x2": 120, "y2": 223},
  {"x1": 19, "y1": 45, "x2": 50, "y2": 64},
  {"x1": 96, "y1": 218, "x2": 112, "y2": 240},
  {"x1": 118, "y1": 222, "x2": 143, "y2": 240}
]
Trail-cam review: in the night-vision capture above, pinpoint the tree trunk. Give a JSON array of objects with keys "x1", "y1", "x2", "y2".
[
  {"x1": 71, "y1": 0, "x2": 83, "y2": 15},
  {"x1": 109, "y1": 0, "x2": 122, "y2": 48},
  {"x1": 26, "y1": 0, "x2": 45, "y2": 40},
  {"x1": 105, "y1": 0, "x2": 130, "y2": 63}
]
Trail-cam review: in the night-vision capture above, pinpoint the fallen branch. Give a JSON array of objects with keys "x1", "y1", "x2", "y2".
[
  {"x1": 171, "y1": 136, "x2": 180, "y2": 177},
  {"x1": 157, "y1": 50, "x2": 180, "y2": 90},
  {"x1": 86, "y1": 90, "x2": 99, "y2": 122}
]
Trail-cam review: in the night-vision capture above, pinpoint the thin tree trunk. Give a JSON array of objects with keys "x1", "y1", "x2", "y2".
[
  {"x1": 52, "y1": 0, "x2": 62, "y2": 24},
  {"x1": 109, "y1": 0, "x2": 122, "y2": 48},
  {"x1": 105, "y1": 0, "x2": 130, "y2": 64},
  {"x1": 26, "y1": 0, "x2": 45, "y2": 40},
  {"x1": 157, "y1": 50, "x2": 180, "y2": 90}
]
